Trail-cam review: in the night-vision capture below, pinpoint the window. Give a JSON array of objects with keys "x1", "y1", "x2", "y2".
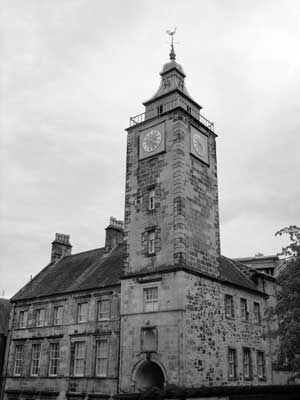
[
  {"x1": 141, "y1": 328, "x2": 157, "y2": 352},
  {"x1": 31, "y1": 344, "x2": 41, "y2": 376},
  {"x1": 187, "y1": 105, "x2": 191, "y2": 114},
  {"x1": 49, "y1": 343, "x2": 60, "y2": 376},
  {"x1": 157, "y1": 105, "x2": 163, "y2": 115},
  {"x1": 95, "y1": 339, "x2": 108, "y2": 376},
  {"x1": 225, "y1": 295, "x2": 234, "y2": 318},
  {"x1": 257, "y1": 351, "x2": 266, "y2": 379},
  {"x1": 243, "y1": 348, "x2": 252, "y2": 379},
  {"x1": 148, "y1": 231, "x2": 155, "y2": 254},
  {"x1": 73, "y1": 341, "x2": 85, "y2": 376},
  {"x1": 144, "y1": 287, "x2": 158, "y2": 312},
  {"x1": 228, "y1": 348, "x2": 237, "y2": 380},
  {"x1": 77, "y1": 302, "x2": 88, "y2": 323},
  {"x1": 254, "y1": 302, "x2": 261, "y2": 324},
  {"x1": 35, "y1": 308, "x2": 45, "y2": 327},
  {"x1": 97, "y1": 299, "x2": 110, "y2": 320},
  {"x1": 240, "y1": 298, "x2": 249, "y2": 321},
  {"x1": 18, "y1": 310, "x2": 28, "y2": 328},
  {"x1": 53, "y1": 306, "x2": 63, "y2": 325},
  {"x1": 148, "y1": 189, "x2": 156, "y2": 211},
  {"x1": 14, "y1": 344, "x2": 24, "y2": 376}
]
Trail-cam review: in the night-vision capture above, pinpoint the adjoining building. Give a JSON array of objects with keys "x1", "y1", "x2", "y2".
[
  {"x1": 0, "y1": 298, "x2": 11, "y2": 400},
  {"x1": 2, "y1": 43, "x2": 291, "y2": 400}
]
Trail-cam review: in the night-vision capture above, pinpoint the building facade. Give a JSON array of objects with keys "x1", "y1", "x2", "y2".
[{"x1": 3, "y1": 46, "x2": 283, "y2": 400}]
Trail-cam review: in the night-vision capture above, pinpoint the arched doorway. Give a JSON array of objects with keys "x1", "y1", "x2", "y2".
[{"x1": 133, "y1": 360, "x2": 165, "y2": 391}]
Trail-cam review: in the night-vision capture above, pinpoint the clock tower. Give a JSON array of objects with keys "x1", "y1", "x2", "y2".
[{"x1": 120, "y1": 40, "x2": 221, "y2": 391}]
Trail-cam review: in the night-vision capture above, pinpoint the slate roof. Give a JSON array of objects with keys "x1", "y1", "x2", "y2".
[
  {"x1": 0, "y1": 298, "x2": 11, "y2": 334},
  {"x1": 12, "y1": 243, "x2": 265, "y2": 302},
  {"x1": 12, "y1": 244, "x2": 124, "y2": 302}
]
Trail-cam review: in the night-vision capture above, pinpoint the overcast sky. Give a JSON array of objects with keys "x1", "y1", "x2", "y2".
[{"x1": 1, "y1": 0, "x2": 300, "y2": 298}]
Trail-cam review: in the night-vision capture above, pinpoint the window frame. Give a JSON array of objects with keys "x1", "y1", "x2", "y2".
[
  {"x1": 242, "y1": 347, "x2": 252, "y2": 380},
  {"x1": 257, "y1": 350, "x2": 266, "y2": 380},
  {"x1": 148, "y1": 189, "x2": 156, "y2": 211},
  {"x1": 240, "y1": 298, "x2": 249, "y2": 322},
  {"x1": 143, "y1": 287, "x2": 158, "y2": 312},
  {"x1": 53, "y1": 305, "x2": 63, "y2": 326},
  {"x1": 48, "y1": 342, "x2": 60, "y2": 376},
  {"x1": 95, "y1": 338, "x2": 109, "y2": 377},
  {"x1": 253, "y1": 302, "x2": 261, "y2": 324},
  {"x1": 225, "y1": 295, "x2": 234, "y2": 318},
  {"x1": 13, "y1": 344, "x2": 24, "y2": 376},
  {"x1": 227, "y1": 347, "x2": 237, "y2": 380},
  {"x1": 77, "y1": 302, "x2": 88, "y2": 323},
  {"x1": 35, "y1": 308, "x2": 45, "y2": 327},
  {"x1": 148, "y1": 231, "x2": 155, "y2": 255},
  {"x1": 18, "y1": 310, "x2": 28, "y2": 329},
  {"x1": 30, "y1": 343, "x2": 41, "y2": 376},
  {"x1": 97, "y1": 298, "x2": 110, "y2": 321},
  {"x1": 73, "y1": 341, "x2": 86, "y2": 377}
]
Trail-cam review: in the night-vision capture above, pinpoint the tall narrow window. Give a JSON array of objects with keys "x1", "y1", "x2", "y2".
[
  {"x1": 243, "y1": 348, "x2": 252, "y2": 379},
  {"x1": 157, "y1": 105, "x2": 163, "y2": 115},
  {"x1": 14, "y1": 344, "x2": 24, "y2": 376},
  {"x1": 144, "y1": 287, "x2": 158, "y2": 312},
  {"x1": 97, "y1": 299, "x2": 110, "y2": 320},
  {"x1": 148, "y1": 231, "x2": 155, "y2": 254},
  {"x1": 254, "y1": 302, "x2": 261, "y2": 324},
  {"x1": 77, "y1": 302, "x2": 88, "y2": 323},
  {"x1": 49, "y1": 343, "x2": 60, "y2": 376},
  {"x1": 53, "y1": 306, "x2": 63, "y2": 325},
  {"x1": 228, "y1": 348, "x2": 237, "y2": 380},
  {"x1": 73, "y1": 342, "x2": 85, "y2": 376},
  {"x1": 95, "y1": 339, "x2": 108, "y2": 376},
  {"x1": 35, "y1": 308, "x2": 45, "y2": 327},
  {"x1": 148, "y1": 189, "x2": 156, "y2": 211},
  {"x1": 225, "y1": 295, "x2": 234, "y2": 318},
  {"x1": 31, "y1": 344, "x2": 41, "y2": 376},
  {"x1": 240, "y1": 299, "x2": 248, "y2": 321},
  {"x1": 257, "y1": 351, "x2": 266, "y2": 379},
  {"x1": 18, "y1": 310, "x2": 28, "y2": 328}
]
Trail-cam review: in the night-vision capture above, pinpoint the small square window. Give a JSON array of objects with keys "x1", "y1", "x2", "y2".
[
  {"x1": 225, "y1": 295, "x2": 234, "y2": 318},
  {"x1": 97, "y1": 299, "x2": 110, "y2": 320},
  {"x1": 144, "y1": 287, "x2": 158, "y2": 312},
  {"x1": 148, "y1": 231, "x2": 155, "y2": 254},
  {"x1": 77, "y1": 302, "x2": 88, "y2": 323}
]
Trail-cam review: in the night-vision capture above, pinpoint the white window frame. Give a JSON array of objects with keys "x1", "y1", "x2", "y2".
[
  {"x1": 225, "y1": 295, "x2": 234, "y2": 318},
  {"x1": 13, "y1": 344, "x2": 24, "y2": 376},
  {"x1": 73, "y1": 341, "x2": 85, "y2": 377},
  {"x1": 77, "y1": 302, "x2": 88, "y2": 323},
  {"x1": 95, "y1": 339, "x2": 109, "y2": 377},
  {"x1": 35, "y1": 308, "x2": 45, "y2": 327},
  {"x1": 53, "y1": 305, "x2": 63, "y2": 325},
  {"x1": 18, "y1": 310, "x2": 28, "y2": 329},
  {"x1": 97, "y1": 298, "x2": 110, "y2": 321},
  {"x1": 48, "y1": 342, "x2": 60, "y2": 376},
  {"x1": 30, "y1": 343, "x2": 41, "y2": 376},
  {"x1": 143, "y1": 287, "x2": 158, "y2": 312}
]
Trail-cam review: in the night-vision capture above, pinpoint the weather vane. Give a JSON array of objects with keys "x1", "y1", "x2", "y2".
[{"x1": 166, "y1": 27, "x2": 177, "y2": 60}]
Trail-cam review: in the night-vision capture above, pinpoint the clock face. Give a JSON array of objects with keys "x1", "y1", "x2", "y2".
[
  {"x1": 142, "y1": 129, "x2": 162, "y2": 153},
  {"x1": 192, "y1": 133, "x2": 206, "y2": 157}
]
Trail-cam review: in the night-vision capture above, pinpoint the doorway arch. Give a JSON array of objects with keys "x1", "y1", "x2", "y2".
[{"x1": 132, "y1": 359, "x2": 166, "y2": 391}]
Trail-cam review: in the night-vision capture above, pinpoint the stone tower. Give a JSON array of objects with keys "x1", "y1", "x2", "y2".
[{"x1": 120, "y1": 42, "x2": 224, "y2": 391}]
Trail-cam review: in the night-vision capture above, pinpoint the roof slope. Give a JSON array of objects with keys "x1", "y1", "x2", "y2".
[
  {"x1": 12, "y1": 244, "x2": 124, "y2": 302},
  {"x1": 12, "y1": 244, "x2": 263, "y2": 302},
  {"x1": 0, "y1": 298, "x2": 11, "y2": 334}
]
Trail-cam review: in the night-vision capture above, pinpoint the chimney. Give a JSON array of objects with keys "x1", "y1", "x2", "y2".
[
  {"x1": 105, "y1": 217, "x2": 124, "y2": 251},
  {"x1": 51, "y1": 233, "x2": 72, "y2": 263}
]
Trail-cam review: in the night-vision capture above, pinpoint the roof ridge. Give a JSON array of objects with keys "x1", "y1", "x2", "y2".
[{"x1": 63, "y1": 246, "x2": 105, "y2": 259}]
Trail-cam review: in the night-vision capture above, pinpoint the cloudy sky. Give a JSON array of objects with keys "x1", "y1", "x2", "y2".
[{"x1": 1, "y1": 0, "x2": 300, "y2": 298}]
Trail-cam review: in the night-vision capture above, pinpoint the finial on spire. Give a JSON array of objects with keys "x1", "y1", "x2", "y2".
[{"x1": 166, "y1": 27, "x2": 177, "y2": 61}]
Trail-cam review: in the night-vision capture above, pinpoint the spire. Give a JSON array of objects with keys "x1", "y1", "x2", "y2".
[{"x1": 167, "y1": 28, "x2": 176, "y2": 61}]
